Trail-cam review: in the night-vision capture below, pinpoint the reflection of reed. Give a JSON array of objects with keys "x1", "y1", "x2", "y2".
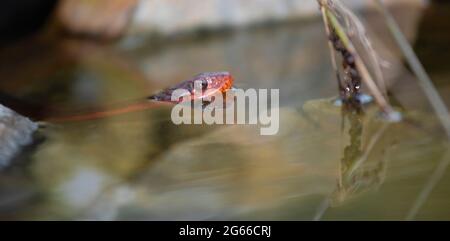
[
  {"x1": 314, "y1": 104, "x2": 391, "y2": 220},
  {"x1": 333, "y1": 106, "x2": 389, "y2": 205},
  {"x1": 338, "y1": 107, "x2": 363, "y2": 192}
]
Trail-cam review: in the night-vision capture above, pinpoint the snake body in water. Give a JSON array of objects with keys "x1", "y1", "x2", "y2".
[{"x1": 45, "y1": 72, "x2": 234, "y2": 123}]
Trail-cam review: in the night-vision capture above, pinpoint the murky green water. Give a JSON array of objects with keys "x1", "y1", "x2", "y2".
[{"x1": 0, "y1": 3, "x2": 449, "y2": 220}]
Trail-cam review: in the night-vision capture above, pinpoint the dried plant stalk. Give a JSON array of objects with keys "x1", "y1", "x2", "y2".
[{"x1": 318, "y1": 0, "x2": 397, "y2": 118}]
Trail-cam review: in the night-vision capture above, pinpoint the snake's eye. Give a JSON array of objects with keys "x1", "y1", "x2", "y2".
[{"x1": 201, "y1": 79, "x2": 209, "y2": 91}]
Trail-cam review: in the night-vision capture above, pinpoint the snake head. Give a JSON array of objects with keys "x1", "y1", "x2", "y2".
[{"x1": 149, "y1": 72, "x2": 234, "y2": 103}]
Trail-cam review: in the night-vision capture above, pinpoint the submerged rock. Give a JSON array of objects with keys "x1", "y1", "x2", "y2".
[{"x1": 0, "y1": 104, "x2": 38, "y2": 169}]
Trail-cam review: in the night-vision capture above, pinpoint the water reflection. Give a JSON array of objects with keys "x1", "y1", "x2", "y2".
[{"x1": 331, "y1": 104, "x2": 388, "y2": 205}]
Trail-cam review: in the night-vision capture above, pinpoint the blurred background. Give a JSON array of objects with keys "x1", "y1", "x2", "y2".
[{"x1": 0, "y1": 0, "x2": 450, "y2": 220}]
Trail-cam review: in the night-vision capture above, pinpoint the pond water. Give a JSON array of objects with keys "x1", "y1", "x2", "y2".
[{"x1": 0, "y1": 3, "x2": 449, "y2": 220}]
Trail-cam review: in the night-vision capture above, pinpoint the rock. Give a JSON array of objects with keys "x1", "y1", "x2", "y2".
[
  {"x1": 127, "y1": 0, "x2": 425, "y2": 36},
  {"x1": 128, "y1": 0, "x2": 319, "y2": 35},
  {"x1": 0, "y1": 104, "x2": 38, "y2": 169},
  {"x1": 54, "y1": 0, "x2": 427, "y2": 38},
  {"x1": 57, "y1": 0, "x2": 138, "y2": 38}
]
